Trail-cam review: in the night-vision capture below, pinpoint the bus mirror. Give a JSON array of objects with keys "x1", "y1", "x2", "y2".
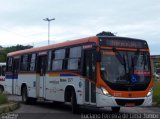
[{"x1": 96, "y1": 52, "x2": 101, "y2": 62}]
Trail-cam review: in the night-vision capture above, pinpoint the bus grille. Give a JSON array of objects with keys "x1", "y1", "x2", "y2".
[{"x1": 115, "y1": 99, "x2": 144, "y2": 106}]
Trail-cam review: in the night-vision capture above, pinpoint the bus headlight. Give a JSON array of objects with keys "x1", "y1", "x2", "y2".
[
  {"x1": 101, "y1": 87, "x2": 111, "y2": 96},
  {"x1": 147, "y1": 88, "x2": 152, "y2": 97}
]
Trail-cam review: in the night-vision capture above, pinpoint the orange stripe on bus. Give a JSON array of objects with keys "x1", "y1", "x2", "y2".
[
  {"x1": 48, "y1": 72, "x2": 80, "y2": 76},
  {"x1": 8, "y1": 36, "x2": 99, "y2": 57},
  {"x1": 102, "y1": 51, "x2": 115, "y2": 55},
  {"x1": 100, "y1": 47, "x2": 149, "y2": 52},
  {"x1": 100, "y1": 46, "x2": 112, "y2": 50}
]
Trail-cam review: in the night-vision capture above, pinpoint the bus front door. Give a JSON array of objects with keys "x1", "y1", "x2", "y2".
[
  {"x1": 37, "y1": 55, "x2": 47, "y2": 98},
  {"x1": 84, "y1": 50, "x2": 96, "y2": 105}
]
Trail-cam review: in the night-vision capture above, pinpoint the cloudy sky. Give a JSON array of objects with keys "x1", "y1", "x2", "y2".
[{"x1": 0, "y1": 0, "x2": 159, "y2": 55}]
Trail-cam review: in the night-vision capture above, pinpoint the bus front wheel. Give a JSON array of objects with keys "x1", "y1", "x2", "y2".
[
  {"x1": 111, "y1": 107, "x2": 120, "y2": 113},
  {"x1": 71, "y1": 90, "x2": 79, "y2": 114}
]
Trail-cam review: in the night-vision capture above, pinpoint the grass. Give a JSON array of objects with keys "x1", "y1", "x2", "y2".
[
  {"x1": 0, "y1": 93, "x2": 8, "y2": 105},
  {"x1": 153, "y1": 80, "x2": 160, "y2": 105}
]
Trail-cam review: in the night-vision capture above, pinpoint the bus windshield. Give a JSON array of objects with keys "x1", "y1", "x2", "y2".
[{"x1": 100, "y1": 49, "x2": 151, "y2": 90}]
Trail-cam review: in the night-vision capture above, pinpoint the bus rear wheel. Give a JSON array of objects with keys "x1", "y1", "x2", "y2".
[
  {"x1": 22, "y1": 86, "x2": 36, "y2": 104},
  {"x1": 22, "y1": 86, "x2": 28, "y2": 104},
  {"x1": 71, "y1": 90, "x2": 79, "y2": 114},
  {"x1": 111, "y1": 107, "x2": 120, "y2": 113},
  {"x1": 0, "y1": 86, "x2": 4, "y2": 93}
]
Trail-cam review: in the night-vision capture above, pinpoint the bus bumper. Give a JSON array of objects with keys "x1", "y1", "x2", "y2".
[{"x1": 96, "y1": 93, "x2": 152, "y2": 107}]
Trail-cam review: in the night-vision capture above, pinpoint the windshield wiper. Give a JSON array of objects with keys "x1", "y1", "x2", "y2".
[
  {"x1": 131, "y1": 56, "x2": 135, "y2": 74},
  {"x1": 113, "y1": 48, "x2": 127, "y2": 73},
  {"x1": 122, "y1": 55, "x2": 127, "y2": 73},
  {"x1": 141, "y1": 52, "x2": 148, "y2": 70},
  {"x1": 133, "y1": 49, "x2": 140, "y2": 66},
  {"x1": 129, "y1": 49, "x2": 140, "y2": 74},
  {"x1": 114, "y1": 48, "x2": 139, "y2": 84}
]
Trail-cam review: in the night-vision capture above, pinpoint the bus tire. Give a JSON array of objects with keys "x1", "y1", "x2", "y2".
[
  {"x1": 0, "y1": 86, "x2": 4, "y2": 93},
  {"x1": 22, "y1": 86, "x2": 30, "y2": 104},
  {"x1": 71, "y1": 90, "x2": 79, "y2": 114},
  {"x1": 111, "y1": 107, "x2": 120, "y2": 113}
]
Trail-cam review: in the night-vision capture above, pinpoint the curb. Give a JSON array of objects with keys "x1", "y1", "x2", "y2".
[{"x1": 0, "y1": 102, "x2": 19, "y2": 114}]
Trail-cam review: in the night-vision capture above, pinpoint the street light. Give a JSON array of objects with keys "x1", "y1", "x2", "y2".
[{"x1": 43, "y1": 18, "x2": 55, "y2": 45}]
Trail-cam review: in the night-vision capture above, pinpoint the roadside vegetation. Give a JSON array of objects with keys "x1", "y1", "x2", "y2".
[
  {"x1": 0, "y1": 45, "x2": 32, "y2": 104},
  {"x1": 153, "y1": 80, "x2": 160, "y2": 105},
  {"x1": 0, "y1": 45, "x2": 33, "y2": 62},
  {"x1": 0, "y1": 93, "x2": 8, "y2": 105}
]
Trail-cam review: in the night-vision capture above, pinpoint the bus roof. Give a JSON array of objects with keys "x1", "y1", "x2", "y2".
[
  {"x1": 7, "y1": 35, "x2": 148, "y2": 57},
  {"x1": 7, "y1": 36, "x2": 98, "y2": 57}
]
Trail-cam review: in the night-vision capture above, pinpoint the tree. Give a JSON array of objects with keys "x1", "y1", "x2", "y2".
[{"x1": 0, "y1": 45, "x2": 33, "y2": 62}]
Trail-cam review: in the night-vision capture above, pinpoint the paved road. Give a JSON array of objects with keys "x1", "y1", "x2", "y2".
[{"x1": 6, "y1": 95, "x2": 160, "y2": 119}]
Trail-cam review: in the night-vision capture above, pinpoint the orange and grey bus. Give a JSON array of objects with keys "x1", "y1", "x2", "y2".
[{"x1": 5, "y1": 32, "x2": 153, "y2": 113}]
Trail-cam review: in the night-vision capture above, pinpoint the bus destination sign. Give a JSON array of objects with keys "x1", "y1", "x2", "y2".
[{"x1": 100, "y1": 38, "x2": 148, "y2": 49}]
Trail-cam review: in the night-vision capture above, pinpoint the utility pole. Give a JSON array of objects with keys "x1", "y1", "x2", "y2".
[{"x1": 43, "y1": 18, "x2": 55, "y2": 45}]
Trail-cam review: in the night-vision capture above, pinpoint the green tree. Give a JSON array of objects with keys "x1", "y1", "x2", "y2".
[{"x1": 0, "y1": 45, "x2": 33, "y2": 62}]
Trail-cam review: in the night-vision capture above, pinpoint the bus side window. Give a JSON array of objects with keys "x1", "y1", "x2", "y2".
[
  {"x1": 48, "y1": 50, "x2": 52, "y2": 71},
  {"x1": 2, "y1": 66, "x2": 6, "y2": 76},
  {"x1": 30, "y1": 53, "x2": 36, "y2": 71},
  {"x1": 19, "y1": 53, "x2": 36, "y2": 72},
  {"x1": 20, "y1": 55, "x2": 28, "y2": 71},
  {"x1": 6, "y1": 57, "x2": 13, "y2": 72},
  {"x1": 52, "y1": 49, "x2": 65, "y2": 71},
  {"x1": 67, "y1": 46, "x2": 81, "y2": 70}
]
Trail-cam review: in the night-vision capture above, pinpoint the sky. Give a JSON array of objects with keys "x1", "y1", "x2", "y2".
[{"x1": 0, "y1": 0, "x2": 160, "y2": 55}]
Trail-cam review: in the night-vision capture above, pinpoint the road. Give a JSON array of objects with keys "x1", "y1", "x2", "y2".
[{"x1": 5, "y1": 95, "x2": 160, "y2": 119}]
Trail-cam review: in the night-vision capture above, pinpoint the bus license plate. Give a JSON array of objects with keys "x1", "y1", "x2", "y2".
[{"x1": 125, "y1": 103, "x2": 135, "y2": 107}]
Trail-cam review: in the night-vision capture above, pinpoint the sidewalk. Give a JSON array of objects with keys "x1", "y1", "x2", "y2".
[{"x1": 0, "y1": 102, "x2": 19, "y2": 113}]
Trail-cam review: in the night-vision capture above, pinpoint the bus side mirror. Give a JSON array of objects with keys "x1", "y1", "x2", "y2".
[{"x1": 96, "y1": 52, "x2": 101, "y2": 62}]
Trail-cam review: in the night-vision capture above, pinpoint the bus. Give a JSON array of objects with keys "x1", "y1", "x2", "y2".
[
  {"x1": 5, "y1": 32, "x2": 153, "y2": 113},
  {"x1": 0, "y1": 63, "x2": 6, "y2": 93}
]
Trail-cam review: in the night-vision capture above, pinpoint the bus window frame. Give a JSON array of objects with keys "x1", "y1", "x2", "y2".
[
  {"x1": 67, "y1": 46, "x2": 82, "y2": 70},
  {"x1": 6, "y1": 57, "x2": 13, "y2": 72},
  {"x1": 7, "y1": 42, "x2": 97, "y2": 75},
  {"x1": 1, "y1": 66, "x2": 6, "y2": 76},
  {"x1": 19, "y1": 52, "x2": 37, "y2": 73},
  {"x1": 51, "y1": 48, "x2": 66, "y2": 71}
]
